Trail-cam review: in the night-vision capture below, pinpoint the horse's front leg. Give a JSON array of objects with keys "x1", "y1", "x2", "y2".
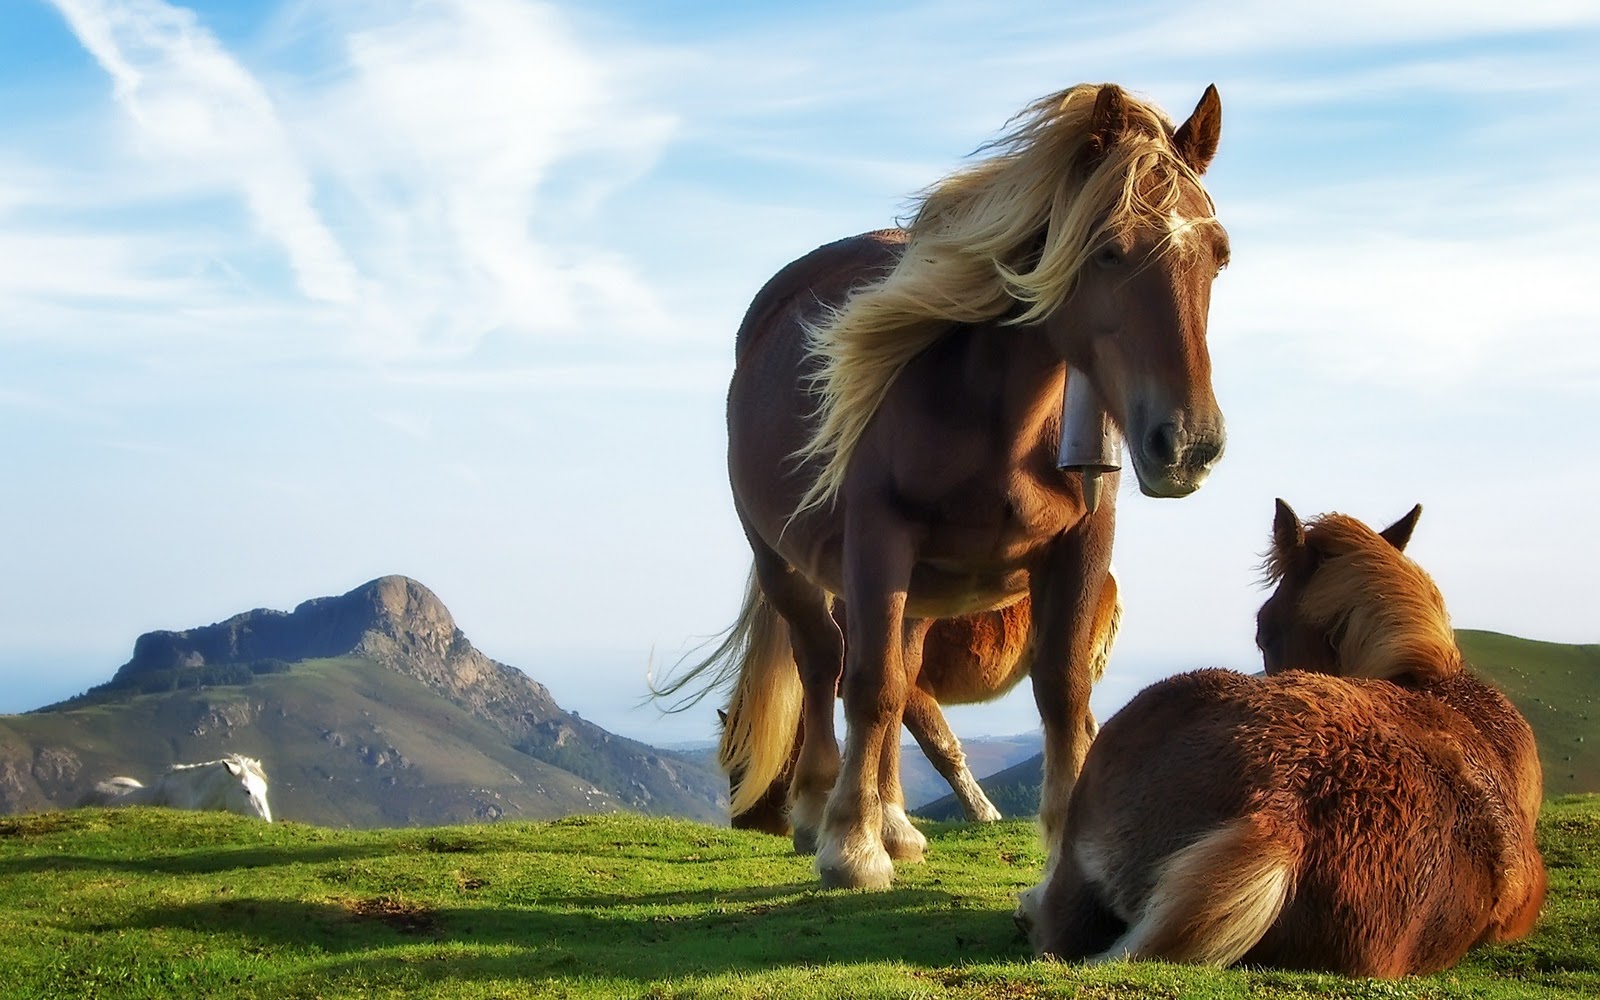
[
  {"x1": 816, "y1": 523, "x2": 914, "y2": 890},
  {"x1": 878, "y1": 617, "x2": 933, "y2": 860},
  {"x1": 1027, "y1": 507, "x2": 1115, "y2": 876}
]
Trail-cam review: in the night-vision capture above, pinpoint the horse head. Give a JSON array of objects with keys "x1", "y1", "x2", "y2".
[
  {"x1": 1041, "y1": 84, "x2": 1228, "y2": 498},
  {"x1": 1255, "y1": 499, "x2": 1458, "y2": 684},
  {"x1": 220, "y1": 756, "x2": 273, "y2": 822}
]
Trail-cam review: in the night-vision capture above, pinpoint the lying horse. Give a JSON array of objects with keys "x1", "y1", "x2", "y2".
[
  {"x1": 665, "y1": 82, "x2": 1229, "y2": 889},
  {"x1": 728, "y1": 574, "x2": 1120, "y2": 832},
  {"x1": 77, "y1": 754, "x2": 273, "y2": 822},
  {"x1": 1023, "y1": 501, "x2": 1545, "y2": 976}
]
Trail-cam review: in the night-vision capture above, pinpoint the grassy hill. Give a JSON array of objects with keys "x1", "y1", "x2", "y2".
[
  {"x1": 1457, "y1": 630, "x2": 1600, "y2": 795},
  {"x1": 1, "y1": 797, "x2": 1595, "y2": 999},
  {"x1": 921, "y1": 629, "x2": 1599, "y2": 821}
]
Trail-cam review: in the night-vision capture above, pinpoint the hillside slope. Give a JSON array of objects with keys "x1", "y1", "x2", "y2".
[
  {"x1": 1457, "y1": 630, "x2": 1600, "y2": 795},
  {"x1": 920, "y1": 629, "x2": 1599, "y2": 820},
  {"x1": 0, "y1": 576, "x2": 724, "y2": 825}
]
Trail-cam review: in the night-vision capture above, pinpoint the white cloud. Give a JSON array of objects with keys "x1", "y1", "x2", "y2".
[
  {"x1": 28, "y1": 0, "x2": 680, "y2": 363},
  {"x1": 1040, "y1": 0, "x2": 1600, "y2": 60},
  {"x1": 49, "y1": 0, "x2": 357, "y2": 304},
  {"x1": 1213, "y1": 228, "x2": 1600, "y2": 385}
]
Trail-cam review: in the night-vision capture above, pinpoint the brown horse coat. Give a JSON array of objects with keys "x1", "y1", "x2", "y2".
[
  {"x1": 1026, "y1": 502, "x2": 1545, "y2": 976},
  {"x1": 663, "y1": 82, "x2": 1229, "y2": 890}
]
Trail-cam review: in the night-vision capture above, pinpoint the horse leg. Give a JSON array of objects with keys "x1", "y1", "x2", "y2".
[
  {"x1": 879, "y1": 618, "x2": 933, "y2": 861},
  {"x1": 816, "y1": 521, "x2": 914, "y2": 890},
  {"x1": 905, "y1": 684, "x2": 1002, "y2": 822},
  {"x1": 1027, "y1": 512, "x2": 1116, "y2": 881},
  {"x1": 749, "y1": 542, "x2": 843, "y2": 856}
]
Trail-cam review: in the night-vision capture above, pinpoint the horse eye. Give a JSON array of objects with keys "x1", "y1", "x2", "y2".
[{"x1": 1094, "y1": 245, "x2": 1124, "y2": 268}]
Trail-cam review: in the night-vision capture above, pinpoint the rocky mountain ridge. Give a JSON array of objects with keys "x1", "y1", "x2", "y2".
[{"x1": 0, "y1": 576, "x2": 725, "y2": 826}]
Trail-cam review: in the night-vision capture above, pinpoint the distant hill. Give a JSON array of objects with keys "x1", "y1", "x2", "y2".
[
  {"x1": 917, "y1": 629, "x2": 1599, "y2": 820},
  {"x1": 0, "y1": 576, "x2": 725, "y2": 826},
  {"x1": 898, "y1": 732, "x2": 1043, "y2": 810},
  {"x1": 1456, "y1": 629, "x2": 1600, "y2": 795}
]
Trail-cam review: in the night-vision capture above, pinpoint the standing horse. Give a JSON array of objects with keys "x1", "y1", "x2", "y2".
[
  {"x1": 77, "y1": 754, "x2": 273, "y2": 822},
  {"x1": 666, "y1": 82, "x2": 1229, "y2": 888},
  {"x1": 1023, "y1": 502, "x2": 1546, "y2": 976},
  {"x1": 729, "y1": 574, "x2": 1120, "y2": 832}
]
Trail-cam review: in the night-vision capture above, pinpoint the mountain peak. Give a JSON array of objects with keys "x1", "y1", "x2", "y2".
[
  {"x1": 317, "y1": 575, "x2": 455, "y2": 634},
  {"x1": 115, "y1": 575, "x2": 462, "y2": 682}
]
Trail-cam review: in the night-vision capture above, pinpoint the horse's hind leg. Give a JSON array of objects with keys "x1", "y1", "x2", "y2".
[
  {"x1": 749, "y1": 542, "x2": 843, "y2": 855},
  {"x1": 904, "y1": 684, "x2": 1002, "y2": 822}
]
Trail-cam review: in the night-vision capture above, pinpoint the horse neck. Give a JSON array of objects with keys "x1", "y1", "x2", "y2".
[{"x1": 927, "y1": 320, "x2": 1069, "y2": 445}]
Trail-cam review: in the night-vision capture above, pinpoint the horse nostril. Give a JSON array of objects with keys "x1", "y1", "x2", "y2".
[
  {"x1": 1187, "y1": 436, "x2": 1224, "y2": 470},
  {"x1": 1145, "y1": 423, "x2": 1180, "y2": 466}
]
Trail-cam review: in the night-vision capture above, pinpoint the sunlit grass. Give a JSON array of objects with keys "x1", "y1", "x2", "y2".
[{"x1": 2, "y1": 797, "x2": 1595, "y2": 998}]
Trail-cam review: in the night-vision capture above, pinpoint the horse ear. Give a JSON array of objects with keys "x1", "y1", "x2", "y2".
[
  {"x1": 1273, "y1": 498, "x2": 1304, "y2": 554},
  {"x1": 224, "y1": 759, "x2": 243, "y2": 776},
  {"x1": 1173, "y1": 84, "x2": 1222, "y2": 175},
  {"x1": 717, "y1": 709, "x2": 728, "y2": 726},
  {"x1": 1085, "y1": 84, "x2": 1128, "y2": 161},
  {"x1": 1379, "y1": 504, "x2": 1423, "y2": 551}
]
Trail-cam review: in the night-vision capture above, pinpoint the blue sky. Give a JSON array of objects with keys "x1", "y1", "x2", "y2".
[{"x1": 2, "y1": 0, "x2": 1598, "y2": 746}]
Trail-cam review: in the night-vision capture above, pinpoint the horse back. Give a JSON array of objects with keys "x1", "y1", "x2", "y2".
[{"x1": 732, "y1": 230, "x2": 906, "y2": 362}]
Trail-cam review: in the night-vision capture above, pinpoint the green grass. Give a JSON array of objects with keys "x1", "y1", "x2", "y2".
[{"x1": 3, "y1": 796, "x2": 1596, "y2": 999}]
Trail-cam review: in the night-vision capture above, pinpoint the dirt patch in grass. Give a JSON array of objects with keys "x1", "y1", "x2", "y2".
[
  {"x1": 0, "y1": 814, "x2": 74, "y2": 838},
  {"x1": 340, "y1": 895, "x2": 439, "y2": 935}
]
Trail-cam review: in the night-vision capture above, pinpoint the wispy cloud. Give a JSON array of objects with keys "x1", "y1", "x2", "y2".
[
  {"x1": 50, "y1": 0, "x2": 357, "y2": 303},
  {"x1": 26, "y1": 0, "x2": 680, "y2": 363}
]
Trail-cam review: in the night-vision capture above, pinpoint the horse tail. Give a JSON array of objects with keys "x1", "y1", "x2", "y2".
[
  {"x1": 76, "y1": 776, "x2": 145, "y2": 807},
  {"x1": 1115, "y1": 812, "x2": 1299, "y2": 967},
  {"x1": 652, "y1": 568, "x2": 802, "y2": 817}
]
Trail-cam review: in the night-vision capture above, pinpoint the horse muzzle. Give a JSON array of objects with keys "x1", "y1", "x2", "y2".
[{"x1": 1130, "y1": 417, "x2": 1225, "y2": 498}]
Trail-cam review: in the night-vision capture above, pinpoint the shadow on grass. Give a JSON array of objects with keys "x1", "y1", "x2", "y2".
[
  {"x1": 0, "y1": 842, "x2": 404, "y2": 876},
  {"x1": 75, "y1": 883, "x2": 1026, "y2": 981}
]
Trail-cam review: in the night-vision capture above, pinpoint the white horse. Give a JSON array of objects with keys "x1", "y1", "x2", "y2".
[{"x1": 77, "y1": 754, "x2": 272, "y2": 821}]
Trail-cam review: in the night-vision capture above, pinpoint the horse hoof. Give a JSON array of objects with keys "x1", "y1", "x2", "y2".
[
  {"x1": 816, "y1": 841, "x2": 894, "y2": 890},
  {"x1": 970, "y1": 803, "x2": 1003, "y2": 823},
  {"x1": 885, "y1": 838, "x2": 925, "y2": 862},
  {"x1": 883, "y1": 823, "x2": 926, "y2": 862},
  {"x1": 881, "y1": 805, "x2": 927, "y2": 861}
]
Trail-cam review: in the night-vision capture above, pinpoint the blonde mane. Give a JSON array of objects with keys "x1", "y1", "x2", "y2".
[
  {"x1": 1265, "y1": 514, "x2": 1461, "y2": 683},
  {"x1": 790, "y1": 83, "x2": 1216, "y2": 518}
]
